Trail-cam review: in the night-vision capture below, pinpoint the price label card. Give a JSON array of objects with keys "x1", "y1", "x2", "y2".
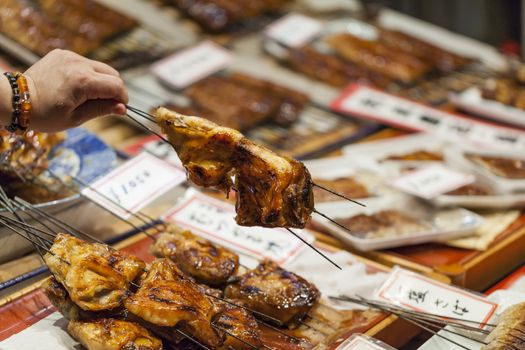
[
  {"x1": 337, "y1": 335, "x2": 394, "y2": 350},
  {"x1": 265, "y1": 13, "x2": 323, "y2": 48},
  {"x1": 391, "y1": 165, "x2": 475, "y2": 199},
  {"x1": 82, "y1": 153, "x2": 186, "y2": 219},
  {"x1": 331, "y1": 84, "x2": 525, "y2": 151},
  {"x1": 376, "y1": 268, "x2": 498, "y2": 326},
  {"x1": 152, "y1": 42, "x2": 232, "y2": 89},
  {"x1": 163, "y1": 191, "x2": 313, "y2": 264}
]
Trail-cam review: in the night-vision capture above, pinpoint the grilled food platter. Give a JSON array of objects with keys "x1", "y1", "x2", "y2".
[
  {"x1": 0, "y1": 223, "x2": 432, "y2": 350},
  {"x1": 0, "y1": 0, "x2": 194, "y2": 69},
  {"x1": 0, "y1": 127, "x2": 117, "y2": 263}
]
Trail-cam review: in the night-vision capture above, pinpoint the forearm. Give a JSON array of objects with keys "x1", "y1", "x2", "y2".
[{"x1": 0, "y1": 75, "x2": 12, "y2": 126}]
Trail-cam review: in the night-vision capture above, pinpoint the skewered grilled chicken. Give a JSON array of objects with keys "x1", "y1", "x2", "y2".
[
  {"x1": 213, "y1": 301, "x2": 263, "y2": 350},
  {"x1": 224, "y1": 260, "x2": 320, "y2": 326},
  {"x1": 43, "y1": 277, "x2": 107, "y2": 321},
  {"x1": 155, "y1": 107, "x2": 314, "y2": 228},
  {"x1": 124, "y1": 258, "x2": 224, "y2": 348},
  {"x1": 482, "y1": 302, "x2": 525, "y2": 349},
  {"x1": 44, "y1": 233, "x2": 145, "y2": 311},
  {"x1": 68, "y1": 318, "x2": 163, "y2": 350},
  {"x1": 151, "y1": 226, "x2": 239, "y2": 286}
]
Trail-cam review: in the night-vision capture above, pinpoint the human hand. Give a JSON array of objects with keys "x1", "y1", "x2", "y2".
[{"x1": 23, "y1": 49, "x2": 128, "y2": 132}]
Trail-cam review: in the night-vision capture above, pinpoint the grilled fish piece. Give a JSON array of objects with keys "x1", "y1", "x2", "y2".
[
  {"x1": 68, "y1": 318, "x2": 163, "y2": 350},
  {"x1": 482, "y1": 302, "x2": 525, "y2": 349},
  {"x1": 326, "y1": 33, "x2": 431, "y2": 84},
  {"x1": 151, "y1": 226, "x2": 239, "y2": 286},
  {"x1": 124, "y1": 258, "x2": 224, "y2": 348},
  {"x1": 224, "y1": 260, "x2": 320, "y2": 326},
  {"x1": 44, "y1": 233, "x2": 145, "y2": 312},
  {"x1": 213, "y1": 301, "x2": 263, "y2": 350},
  {"x1": 155, "y1": 107, "x2": 314, "y2": 228}
]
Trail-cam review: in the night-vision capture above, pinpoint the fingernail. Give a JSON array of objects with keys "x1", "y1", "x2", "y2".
[{"x1": 112, "y1": 104, "x2": 125, "y2": 115}]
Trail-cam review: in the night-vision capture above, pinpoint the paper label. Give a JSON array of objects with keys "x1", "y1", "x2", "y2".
[
  {"x1": 265, "y1": 13, "x2": 323, "y2": 48},
  {"x1": 331, "y1": 84, "x2": 525, "y2": 151},
  {"x1": 337, "y1": 335, "x2": 392, "y2": 350},
  {"x1": 391, "y1": 165, "x2": 475, "y2": 199},
  {"x1": 152, "y1": 42, "x2": 232, "y2": 89},
  {"x1": 163, "y1": 191, "x2": 313, "y2": 264},
  {"x1": 376, "y1": 268, "x2": 498, "y2": 326},
  {"x1": 82, "y1": 153, "x2": 186, "y2": 219}
]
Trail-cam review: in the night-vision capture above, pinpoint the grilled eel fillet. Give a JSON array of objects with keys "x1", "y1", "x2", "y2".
[
  {"x1": 44, "y1": 233, "x2": 145, "y2": 311},
  {"x1": 224, "y1": 259, "x2": 320, "y2": 326},
  {"x1": 482, "y1": 302, "x2": 525, "y2": 349},
  {"x1": 155, "y1": 107, "x2": 314, "y2": 228},
  {"x1": 151, "y1": 226, "x2": 239, "y2": 286},
  {"x1": 68, "y1": 319, "x2": 163, "y2": 350},
  {"x1": 124, "y1": 258, "x2": 224, "y2": 348}
]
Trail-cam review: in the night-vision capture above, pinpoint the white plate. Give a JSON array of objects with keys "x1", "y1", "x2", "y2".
[
  {"x1": 444, "y1": 145, "x2": 525, "y2": 194},
  {"x1": 431, "y1": 192, "x2": 525, "y2": 209},
  {"x1": 451, "y1": 87, "x2": 525, "y2": 128},
  {"x1": 313, "y1": 195, "x2": 482, "y2": 251},
  {"x1": 342, "y1": 133, "x2": 446, "y2": 167}
]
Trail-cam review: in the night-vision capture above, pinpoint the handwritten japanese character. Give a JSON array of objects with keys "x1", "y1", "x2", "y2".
[{"x1": 408, "y1": 290, "x2": 429, "y2": 304}]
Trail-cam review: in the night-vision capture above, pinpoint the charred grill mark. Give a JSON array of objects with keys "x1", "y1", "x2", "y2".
[{"x1": 241, "y1": 285, "x2": 262, "y2": 295}]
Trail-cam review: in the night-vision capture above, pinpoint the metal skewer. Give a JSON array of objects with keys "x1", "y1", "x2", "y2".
[{"x1": 285, "y1": 228, "x2": 341, "y2": 270}]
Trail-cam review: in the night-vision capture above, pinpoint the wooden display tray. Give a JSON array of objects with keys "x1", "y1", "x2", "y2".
[
  {"x1": 0, "y1": 226, "x2": 449, "y2": 349},
  {"x1": 486, "y1": 262, "x2": 525, "y2": 294},
  {"x1": 311, "y1": 214, "x2": 525, "y2": 292}
]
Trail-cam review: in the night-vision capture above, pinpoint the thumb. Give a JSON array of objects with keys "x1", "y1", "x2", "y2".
[{"x1": 72, "y1": 100, "x2": 126, "y2": 125}]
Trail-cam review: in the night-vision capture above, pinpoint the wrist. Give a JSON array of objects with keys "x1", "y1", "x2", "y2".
[{"x1": 0, "y1": 74, "x2": 11, "y2": 126}]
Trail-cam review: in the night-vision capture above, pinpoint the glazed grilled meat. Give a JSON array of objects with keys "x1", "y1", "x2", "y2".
[
  {"x1": 44, "y1": 233, "x2": 145, "y2": 311},
  {"x1": 213, "y1": 302, "x2": 263, "y2": 350},
  {"x1": 182, "y1": 73, "x2": 308, "y2": 129},
  {"x1": 0, "y1": 0, "x2": 135, "y2": 56},
  {"x1": 224, "y1": 260, "x2": 320, "y2": 326},
  {"x1": 338, "y1": 210, "x2": 428, "y2": 239},
  {"x1": 378, "y1": 29, "x2": 470, "y2": 72},
  {"x1": 313, "y1": 177, "x2": 370, "y2": 202},
  {"x1": 0, "y1": 129, "x2": 64, "y2": 176},
  {"x1": 482, "y1": 303, "x2": 525, "y2": 350},
  {"x1": 326, "y1": 33, "x2": 431, "y2": 84},
  {"x1": 468, "y1": 154, "x2": 525, "y2": 179},
  {"x1": 151, "y1": 227, "x2": 239, "y2": 286},
  {"x1": 286, "y1": 46, "x2": 392, "y2": 88},
  {"x1": 68, "y1": 318, "x2": 163, "y2": 350},
  {"x1": 168, "y1": 0, "x2": 288, "y2": 32},
  {"x1": 155, "y1": 107, "x2": 314, "y2": 228},
  {"x1": 124, "y1": 259, "x2": 224, "y2": 348}
]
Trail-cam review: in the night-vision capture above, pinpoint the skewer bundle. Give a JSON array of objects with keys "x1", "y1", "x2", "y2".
[{"x1": 332, "y1": 295, "x2": 525, "y2": 350}]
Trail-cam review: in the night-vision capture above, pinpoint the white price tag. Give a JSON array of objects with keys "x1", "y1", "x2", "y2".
[
  {"x1": 337, "y1": 335, "x2": 393, "y2": 350},
  {"x1": 163, "y1": 191, "x2": 313, "y2": 264},
  {"x1": 391, "y1": 165, "x2": 474, "y2": 199},
  {"x1": 82, "y1": 153, "x2": 186, "y2": 219},
  {"x1": 152, "y1": 42, "x2": 232, "y2": 89},
  {"x1": 265, "y1": 13, "x2": 323, "y2": 48},
  {"x1": 331, "y1": 84, "x2": 525, "y2": 151},
  {"x1": 376, "y1": 268, "x2": 498, "y2": 326}
]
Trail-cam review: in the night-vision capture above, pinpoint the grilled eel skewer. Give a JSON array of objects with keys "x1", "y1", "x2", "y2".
[{"x1": 155, "y1": 107, "x2": 314, "y2": 229}]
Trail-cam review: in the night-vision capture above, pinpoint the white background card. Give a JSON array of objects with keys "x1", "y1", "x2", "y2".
[
  {"x1": 391, "y1": 164, "x2": 475, "y2": 199},
  {"x1": 376, "y1": 268, "x2": 498, "y2": 326},
  {"x1": 152, "y1": 42, "x2": 232, "y2": 89},
  {"x1": 82, "y1": 153, "x2": 186, "y2": 219},
  {"x1": 163, "y1": 190, "x2": 313, "y2": 265},
  {"x1": 265, "y1": 13, "x2": 323, "y2": 48}
]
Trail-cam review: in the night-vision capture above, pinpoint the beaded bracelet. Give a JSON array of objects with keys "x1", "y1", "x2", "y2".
[
  {"x1": 15, "y1": 73, "x2": 31, "y2": 130},
  {"x1": 3, "y1": 72, "x2": 22, "y2": 132}
]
